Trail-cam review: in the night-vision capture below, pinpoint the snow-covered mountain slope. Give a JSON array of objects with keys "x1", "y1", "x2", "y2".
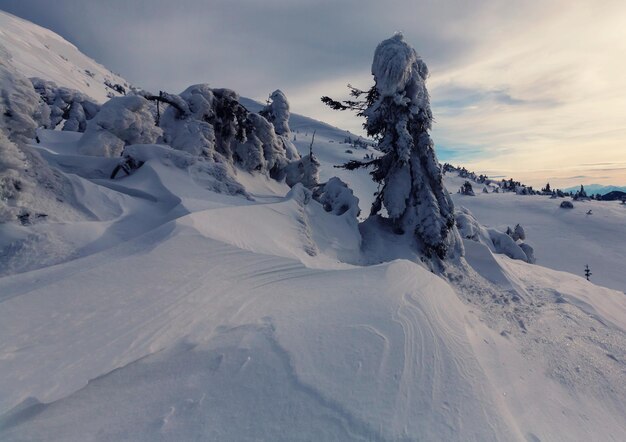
[
  {"x1": 447, "y1": 174, "x2": 626, "y2": 293},
  {"x1": 0, "y1": 10, "x2": 128, "y2": 102},
  {"x1": 1, "y1": 13, "x2": 625, "y2": 442},
  {"x1": 1, "y1": 127, "x2": 625, "y2": 441}
]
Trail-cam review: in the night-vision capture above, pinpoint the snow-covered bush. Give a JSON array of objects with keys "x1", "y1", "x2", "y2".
[
  {"x1": 513, "y1": 223, "x2": 526, "y2": 241},
  {"x1": 0, "y1": 61, "x2": 45, "y2": 143},
  {"x1": 460, "y1": 181, "x2": 475, "y2": 196},
  {"x1": 455, "y1": 207, "x2": 493, "y2": 248},
  {"x1": 457, "y1": 208, "x2": 535, "y2": 264},
  {"x1": 285, "y1": 154, "x2": 320, "y2": 189},
  {"x1": 236, "y1": 113, "x2": 288, "y2": 177},
  {"x1": 79, "y1": 95, "x2": 162, "y2": 157},
  {"x1": 515, "y1": 186, "x2": 529, "y2": 195},
  {"x1": 0, "y1": 61, "x2": 76, "y2": 223},
  {"x1": 158, "y1": 85, "x2": 295, "y2": 176},
  {"x1": 573, "y1": 185, "x2": 589, "y2": 200},
  {"x1": 560, "y1": 201, "x2": 574, "y2": 209},
  {"x1": 30, "y1": 78, "x2": 100, "y2": 132},
  {"x1": 313, "y1": 177, "x2": 360, "y2": 218},
  {"x1": 322, "y1": 33, "x2": 461, "y2": 260},
  {"x1": 488, "y1": 229, "x2": 530, "y2": 262}
]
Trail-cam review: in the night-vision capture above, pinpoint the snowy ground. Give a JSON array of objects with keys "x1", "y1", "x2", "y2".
[
  {"x1": 1, "y1": 10, "x2": 625, "y2": 441},
  {"x1": 1, "y1": 126, "x2": 625, "y2": 441},
  {"x1": 447, "y1": 174, "x2": 626, "y2": 294}
]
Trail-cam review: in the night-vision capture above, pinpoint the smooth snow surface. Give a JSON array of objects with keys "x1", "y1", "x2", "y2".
[
  {"x1": 448, "y1": 174, "x2": 626, "y2": 293},
  {"x1": 1, "y1": 15, "x2": 626, "y2": 442}
]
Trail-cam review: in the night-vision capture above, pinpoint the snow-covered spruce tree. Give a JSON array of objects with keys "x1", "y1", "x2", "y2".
[
  {"x1": 261, "y1": 89, "x2": 291, "y2": 136},
  {"x1": 321, "y1": 33, "x2": 460, "y2": 260},
  {"x1": 260, "y1": 89, "x2": 299, "y2": 160}
]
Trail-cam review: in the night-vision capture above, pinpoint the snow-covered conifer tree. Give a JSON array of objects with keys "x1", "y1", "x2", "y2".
[
  {"x1": 260, "y1": 89, "x2": 299, "y2": 160},
  {"x1": 322, "y1": 33, "x2": 460, "y2": 259},
  {"x1": 261, "y1": 90, "x2": 291, "y2": 136}
]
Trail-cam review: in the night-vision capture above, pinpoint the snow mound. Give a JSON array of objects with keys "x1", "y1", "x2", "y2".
[{"x1": 79, "y1": 95, "x2": 162, "y2": 157}]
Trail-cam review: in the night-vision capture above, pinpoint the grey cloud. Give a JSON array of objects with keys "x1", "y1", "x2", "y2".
[
  {"x1": 0, "y1": 0, "x2": 487, "y2": 97},
  {"x1": 432, "y1": 83, "x2": 560, "y2": 114}
]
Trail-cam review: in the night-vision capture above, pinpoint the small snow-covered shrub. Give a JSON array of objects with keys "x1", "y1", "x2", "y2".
[
  {"x1": 0, "y1": 61, "x2": 76, "y2": 223},
  {"x1": 285, "y1": 154, "x2": 320, "y2": 189},
  {"x1": 0, "y1": 61, "x2": 44, "y2": 143},
  {"x1": 514, "y1": 223, "x2": 526, "y2": 241},
  {"x1": 488, "y1": 229, "x2": 529, "y2": 262},
  {"x1": 30, "y1": 78, "x2": 100, "y2": 132},
  {"x1": 455, "y1": 207, "x2": 493, "y2": 248},
  {"x1": 515, "y1": 186, "x2": 529, "y2": 195},
  {"x1": 460, "y1": 181, "x2": 475, "y2": 196},
  {"x1": 457, "y1": 207, "x2": 535, "y2": 264},
  {"x1": 506, "y1": 223, "x2": 526, "y2": 241},
  {"x1": 560, "y1": 201, "x2": 574, "y2": 209},
  {"x1": 79, "y1": 95, "x2": 162, "y2": 157},
  {"x1": 313, "y1": 177, "x2": 360, "y2": 218}
]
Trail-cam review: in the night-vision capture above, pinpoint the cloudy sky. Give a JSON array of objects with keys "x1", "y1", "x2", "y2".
[{"x1": 2, "y1": 0, "x2": 625, "y2": 187}]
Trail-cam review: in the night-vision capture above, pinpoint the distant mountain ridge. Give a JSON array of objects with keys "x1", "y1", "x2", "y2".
[{"x1": 563, "y1": 184, "x2": 626, "y2": 196}]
